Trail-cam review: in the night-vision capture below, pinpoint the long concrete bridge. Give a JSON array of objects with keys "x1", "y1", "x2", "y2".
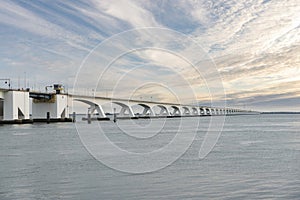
[
  {"x1": 0, "y1": 86, "x2": 259, "y2": 123},
  {"x1": 70, "y1": 94, "x2": 256, "y2": 119}
]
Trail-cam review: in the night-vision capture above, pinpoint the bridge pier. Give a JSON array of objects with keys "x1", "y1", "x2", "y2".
[
  {"x1": 192, "y1": 107, "x2": 199, "y2": 115},
  {"x1": 74, "y1": 99, "x2": 109, "y2": 120},
  {"x1": 0, "y1": 90, "x2": 30, "y2": 121},
  {"x1": 221, "y1": 109, "x2": 225, "y2": 115},
  {"x1": 200, "y1": 107, "x2": 205, "y2": 116},
  {"x1": 157, "y1": 105, "x2": 171, "y2": 117},
  {"x1": 32, "y1": 94, "x2": 70, "y2": 121},
  {"x1": 171, "y1": 106, "x2": 181, "y2": 116},
  {"x1": 182, "y1": 107, "x2": 190, "y2": 116},
  {"x1": 89, "y1": 104, "x2": 106, "y2": 118},
  {"x1": 113, "y1": 102, "x2": 136, "y2": 119},
  {"x1": 139, "y1": 104, "x2": 155, "y2": 117},
  {"x1": 205, "y1": 108, "x2": 211, "y2": 116}
]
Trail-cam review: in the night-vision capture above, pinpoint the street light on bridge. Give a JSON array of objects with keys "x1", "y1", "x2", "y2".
[
  {"x1": 45, "y1": 85, "x2": 53, "y2": 92},
  {"x1": 0, "y1": 78, "x2": 11, "y2": 89}
]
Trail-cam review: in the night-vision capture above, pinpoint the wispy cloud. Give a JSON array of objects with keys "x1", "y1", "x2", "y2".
[{"x1": 0, "y1": 0, "x2": 299, "y2": 111}]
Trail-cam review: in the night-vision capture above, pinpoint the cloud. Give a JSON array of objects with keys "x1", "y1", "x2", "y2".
[
  {"x1": 0, "y1": 0, "x2": 299, "y2": 111},
  {"x1": 91, "y1": 0, "x2": 159, "y2": 27}
]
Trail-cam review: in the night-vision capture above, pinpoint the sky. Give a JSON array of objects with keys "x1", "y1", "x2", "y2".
[{"x1": 0, "y1": 0, "x2": 299, "y2": 112}]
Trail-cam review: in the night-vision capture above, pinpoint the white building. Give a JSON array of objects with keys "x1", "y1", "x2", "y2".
[
  {"x1": 0, "y1": 89, "x2": 69, "y2": 121},
  {"x1": 32, "y1": 94, "x2": 69, "y2": 119},
  {"x1": 0, "y1": 90, "x2": 30, "y2": 120}
]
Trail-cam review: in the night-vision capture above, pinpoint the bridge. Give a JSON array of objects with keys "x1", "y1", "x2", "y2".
[
  {"x1": 0, "y1": 86, "x2": 259, "y2": 123},
  {"x1": 70, "y1": 94, "x2": 255, "y2": 119}
]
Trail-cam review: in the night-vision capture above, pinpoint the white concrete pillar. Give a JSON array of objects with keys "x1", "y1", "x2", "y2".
[
  {"x1": 90, "y1": 104, "x2": 106, "y2": 118},
  {"x1": 200, "y1": 108, "x2": 206, "y2": 115},
  {"x1": 171, "y1": 106, "x2": 181, "y2": 116},
  {"x1": 118, "y1": 104, "x2": 135, "y2": 117},
  {"x1": 157, "y1": 105, "x2": 171, "y2": 116},
  {"x1": 182, "y1": 107, "x2": 190, "y2": 115},
  {"x1": 210, "y1": 108, "x2": 214, "y2": 115},
  {"x1": 206, "y1": 108, "x2": 211, "y2": 115},
  {"x1": 142, "y1": 107, "x2": 155, "y2": 116},
  {"x1": 192, "y1": 107, "x2": 198, "y2": 115},
  {"x1": 32, "y1": 94, "x2": 69, "y2": 119},
  {"x1": 3, "y1": 90, "x2": 30, "y2": 120}
]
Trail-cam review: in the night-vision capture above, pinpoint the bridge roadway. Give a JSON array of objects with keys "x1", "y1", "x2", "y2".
[{"x1": 69, "y1": 94, "x2": 258, "y2": 120}]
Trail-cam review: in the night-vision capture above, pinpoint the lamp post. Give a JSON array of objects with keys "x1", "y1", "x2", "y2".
[
  {"x1": 0, "y1": 79, "x2": 11, "y2": 89},
  {"x1": 45, "y1": 85, "x2": 53, "y2": 92}
]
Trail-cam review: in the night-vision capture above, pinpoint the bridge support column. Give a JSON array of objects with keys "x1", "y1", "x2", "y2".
[
  {"x1": 182, "y1": 107, "x2": 190, "y2": 116},
  {"x1": 89, "y1": 104, "x2": 106, "y2": 118},
  {"x1": 192, "y1": 107, "x2": 198, "y2": 115},
  {"x1": 2, "y1": 90, "x2": 30, "y2": 120},
  {"x1": 119, "y1": 105, "x2": 135, "y2": 117},
  {"x1": 73, "y1": 99, "x2": 109, "y2": 120},
  {"x1": 171, "y1": 106, "x2": 181, "y2": 116},
  {"x1": 157, "y1": 105, "x2": 171, "y2": 116},
  {"x1": 220, "y1": 109, "x2": 225, "y2": 115},
  {"x1": 32, "y1": 94, "x2": 69, "y2": 120},
  {"x1": 206, "y1": 108, "x2": 211, "y2": 115},
  {"x1": 211, "y1": 108, "x2": 216, "y2": 115},
  {"x1": 200, "y1": 107, "x2": 206, "y2": 116},
  {"x1": 141, "y1": 106, "x2": 155, "y2": 116}
]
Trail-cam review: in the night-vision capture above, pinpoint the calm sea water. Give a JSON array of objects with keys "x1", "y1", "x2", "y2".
[{"x1": 0, "y1": 114, "x2": 299, "y2": 199}]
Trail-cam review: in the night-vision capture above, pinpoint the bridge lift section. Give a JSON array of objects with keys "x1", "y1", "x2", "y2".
[{"x1": 31, "y1": 84, "x2": 69, "y2": 120}]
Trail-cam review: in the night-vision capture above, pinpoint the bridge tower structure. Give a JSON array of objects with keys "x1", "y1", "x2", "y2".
[
  {"x1": 0, "y1": 89, "x2": 30, "y2": 120},
  {"x1": 31, "y1": 94, "x2": 69, "y2": 119},
  {"x1": 31, "y1": 85, "x2": 69, "y2": 120}
]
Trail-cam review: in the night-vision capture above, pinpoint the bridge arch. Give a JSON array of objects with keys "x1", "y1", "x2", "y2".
[
  {"x1": 170, "y1": 105, "x2": 181, "y2": 116},
  {"x1": 200, "y1": 107, "x2": 205, "y2": 115},
  {"x1": 154, "y1": 105, "x2": 171, "y2": 116},
  {"x1": 205, "y1": 108, "x2": 211, "y2": 115},
  {"x1": 182, "y1": 106, "x2": 190, "y2": 115},
  {"x1": 74, "y1": 99, "x2": 106, "y2": 118},
  {"x1": 112, "y1": 101, "x2": 135, "y2": 117},
  {"x1": 191, "y1": 107, "x2": 199, "y2": 115},
  {"x1": 220, "y1": 109, "x2": 223, "y2": 115},
  {"x1": 134, "y1": 103, "x2": 155, "y2": 116},
  {"x1": 211, "y1": 108, "x2": 217, "y2": 115}
]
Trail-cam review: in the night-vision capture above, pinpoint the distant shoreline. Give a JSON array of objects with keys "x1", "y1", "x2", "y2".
[{"x1": 261, "y1": 112, "x2": 300, "y2": 114}]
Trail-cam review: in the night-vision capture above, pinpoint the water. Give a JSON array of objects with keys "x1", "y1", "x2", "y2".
[{"x1": 0, "y1": 114, "x2": 299, "y2": 199}]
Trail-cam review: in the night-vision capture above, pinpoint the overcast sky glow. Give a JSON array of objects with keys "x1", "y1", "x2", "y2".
[{"x1": 0, "y1": 0, "x2": 299, "y2": 112}]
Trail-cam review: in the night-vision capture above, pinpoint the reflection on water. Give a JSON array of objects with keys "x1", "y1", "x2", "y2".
[{"x1": 0, "y1": 114, "x2": 299, "y2": 199}]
